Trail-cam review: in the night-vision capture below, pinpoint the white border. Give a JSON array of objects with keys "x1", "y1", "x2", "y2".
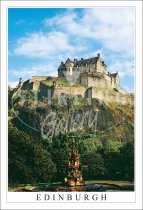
[{"x1": 1, "y1": 1, "x2": 142, "y2": 210}]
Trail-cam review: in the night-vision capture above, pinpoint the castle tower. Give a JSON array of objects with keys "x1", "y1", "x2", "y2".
[
  {"x1": 58, "y1": 58, "x2": 74, "y2": 77},
  {"x1": 96, "y1": 53, "x2": 106, "y2": 74}
]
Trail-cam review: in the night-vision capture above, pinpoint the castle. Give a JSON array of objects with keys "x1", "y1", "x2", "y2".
[
  {"x1": 58, "y1": 53, "x2": 120, "y2": 89},
  {"x1": 11, "y1": 53, "x2": 130, "y2": 104}
]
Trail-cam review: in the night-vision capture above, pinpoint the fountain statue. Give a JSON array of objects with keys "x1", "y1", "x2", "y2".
[
  {"x1": 16, "y1": 136, "x2": 118, "y2": 192},
  {"x1": 63, "y1": 137, "x2": 85, "y2": 188}
]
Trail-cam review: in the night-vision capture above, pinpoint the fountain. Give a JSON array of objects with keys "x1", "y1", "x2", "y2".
[
  {"x1": 56, "y1": 137, "x2": 85, "y2": 191},
  {"x1": 56, "y1": 137, "x2": 104, "y2": 192},
  {"x1": 15, "y1": 136, "x2": 129, "y2": 192},
  {"x1": 64, "y1": 137, "x2": 84, "y2": 186}
]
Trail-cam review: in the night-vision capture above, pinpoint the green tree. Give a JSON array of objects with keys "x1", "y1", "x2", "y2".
[
  {"x1": 32, "y1": 145, "x2": 56, "y2": 183},
  {"x1": 51, "y1": 133, "x2": 70, "y2": 181},
  {"x1": 8, "y1": 125, "x2": 56, "y2": 185},
  {"x1": 120, "y1": 140, "x2": 134, "y2": 181},
  {"x1": 105, "y1": 139, "x2": 123, "y2": 153},
  {"x1": 81, "y1": 151, "x2": 106, "y2": 180}
]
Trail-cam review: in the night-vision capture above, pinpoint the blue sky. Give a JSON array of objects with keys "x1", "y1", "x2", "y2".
[{"x1": 8, "y1": 8, "x2": 135, "y2": 92}]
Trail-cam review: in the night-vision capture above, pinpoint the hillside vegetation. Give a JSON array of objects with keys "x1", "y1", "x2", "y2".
[{"x1": 8, "y1": 90, "x2": 134, "y2": 186}]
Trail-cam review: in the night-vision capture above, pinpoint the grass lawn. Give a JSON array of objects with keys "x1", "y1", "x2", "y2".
[
  {"x1": 85, "y1": 180, "x2": 133, "y2": 186},
  {"x1": 42, "y1": 79, "x2": 81, "y2": 87}
]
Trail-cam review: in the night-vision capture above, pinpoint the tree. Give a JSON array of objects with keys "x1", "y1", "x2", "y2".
[
  {"x1": 120, "y1": 140, "x2": 134, "y2": 181},
  {"x1": 51, "y1": 133, "x2": 70, "y2": 181},
  {"x1": 32, "y1": 145, "x2": 56, "y2": 183},
  {"x1": 8, "y1": 125, "x2": 56, "y2": 185},
  {"x1": 81, "y1": 151, "x2": 106, "y2": 180}
]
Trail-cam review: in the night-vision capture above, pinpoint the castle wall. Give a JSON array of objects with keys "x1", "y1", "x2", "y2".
[
  {"x1": 38, "y1": 84, "x2": 130, "y2": 104},
  {"x1": 87, "y1": 74, "x2": 121, "y2": 90},
  {"x1": 19, "y1": 78, "x2": 130, "y2": 105},
  {"x1": 92, "y1": 87, "x2": 130, "y2": 104},
  {"x1": 96, "y1": 59, "x2": 106, "y2": 74},
  {"x1": 54, "y1": 86, "x2": 86, "y2": 97},
  {"x1": 88, "y1": 76, "x2": 108, "y2": 88},
  {"x1": 33, "y1": 82, "x2": 40, "y2": 91},
  {"x1": 115, "y1": 75, "x2": 120, "y2": 86},
  {"x1": 91, "y1": 63, "x2": 96, "y2": 70},
  {"x1": 32, "y1": 76, "x2": 48, "y2": 82},
  {"x1": 80, "y1": 74, "x2": 88, "y2": 86},
  {"x1": 38, "y1": 84, "x2": 54, "y2": 98},
  {"x1": 52, "y1": 86, "x2": 130, "y2": 104},
  {"x1": 37, "y1": 85, "x2": 86, "y2": 99}
]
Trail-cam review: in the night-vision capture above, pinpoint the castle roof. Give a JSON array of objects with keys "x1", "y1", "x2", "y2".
[
  {"x1": 74, "y1": 57, "x2": 98, "y2": 67},
  {"x1": 59, "y1": 54, "x2": 107, "y2": 70}
]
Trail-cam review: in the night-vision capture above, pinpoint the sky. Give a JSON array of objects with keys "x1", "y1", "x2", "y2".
[{"x1": 8, "y1": 8, "x2": 135, "y2": 92}]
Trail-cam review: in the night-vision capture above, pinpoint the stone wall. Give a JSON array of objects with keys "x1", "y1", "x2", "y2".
[
  {"x1": 96, "y1": 58, "x2": 106, "y2": 74},
  {"x1": 87, "y1": 74, "x2": 122, "y2": 92},
  {"x1": 32, "y1": 76, "x2": 48, "y2": 82},
  {"x1": 33, "y1": 82, "x2": 40, "y2": 91},
  {"x1": 88, "y1": 76, "x2": 108, "y2": 88},
  {"x1": 38, "y1": 83, "x2": 54, "y2": 98},
  {"x1": 54, "y1": 86, "x2": 86, "y2": 97},
  {"x1": 92, "y1": 87, "x2": 130, "y2": 104},
  {"x1": 20, "y1": 78, "x2": 130, "y2": 104},
  {"x1": 37, "y1": 84, "x2": 86, "y2": 99},
  {"x1": 37, "y1": 84, "x2": 130, "y2": 104},
  {"x1": 80, "y1": 74, "x2": 88, "y2": 87}
]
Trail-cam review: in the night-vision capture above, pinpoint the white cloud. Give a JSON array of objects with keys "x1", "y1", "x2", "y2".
[
  {"x1": 9, "y1": 81, "x2": 19, "y2": 88},
  {"x1": 14, "y1": 31, "x2": 84, "y2": 58},
  {"x1": 108, "y1": 60, "x2": 135, "y2": 78},
  {"x1": 45, "y1": 8, "x2": 135, "y2": 56},
  {"x1": 13, "y1": 8, "x2": 135, "y2": 61},
  {"x1": 10, "y1": 63, "x2": 58, "y2": 81},
  {"x1": 11, "y1": 8, "x2": 135, "y2": 87},
  {"x1": 83, "y1": 49, "x2": 105, "y2": 60}
]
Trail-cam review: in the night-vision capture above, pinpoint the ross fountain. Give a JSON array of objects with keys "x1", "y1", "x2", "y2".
[
  {"x1": 57, "y1": 136, "x2": 85, "y2": 191},
  {"x1": 15, "y1": 136, "x2": 128, "y2": 192},
  {"x1": 55, "y1": 136, "x2": 103, "y2": 192}
]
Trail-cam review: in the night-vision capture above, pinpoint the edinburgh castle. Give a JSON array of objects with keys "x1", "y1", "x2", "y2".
[{"x1": 10, "y1": 53, "x2": 131, "y2": 104}]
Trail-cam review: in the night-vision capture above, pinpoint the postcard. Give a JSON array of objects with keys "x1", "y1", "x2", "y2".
[{"x1": 0, "y1": 0, "x2": 142, "y2": 210}]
